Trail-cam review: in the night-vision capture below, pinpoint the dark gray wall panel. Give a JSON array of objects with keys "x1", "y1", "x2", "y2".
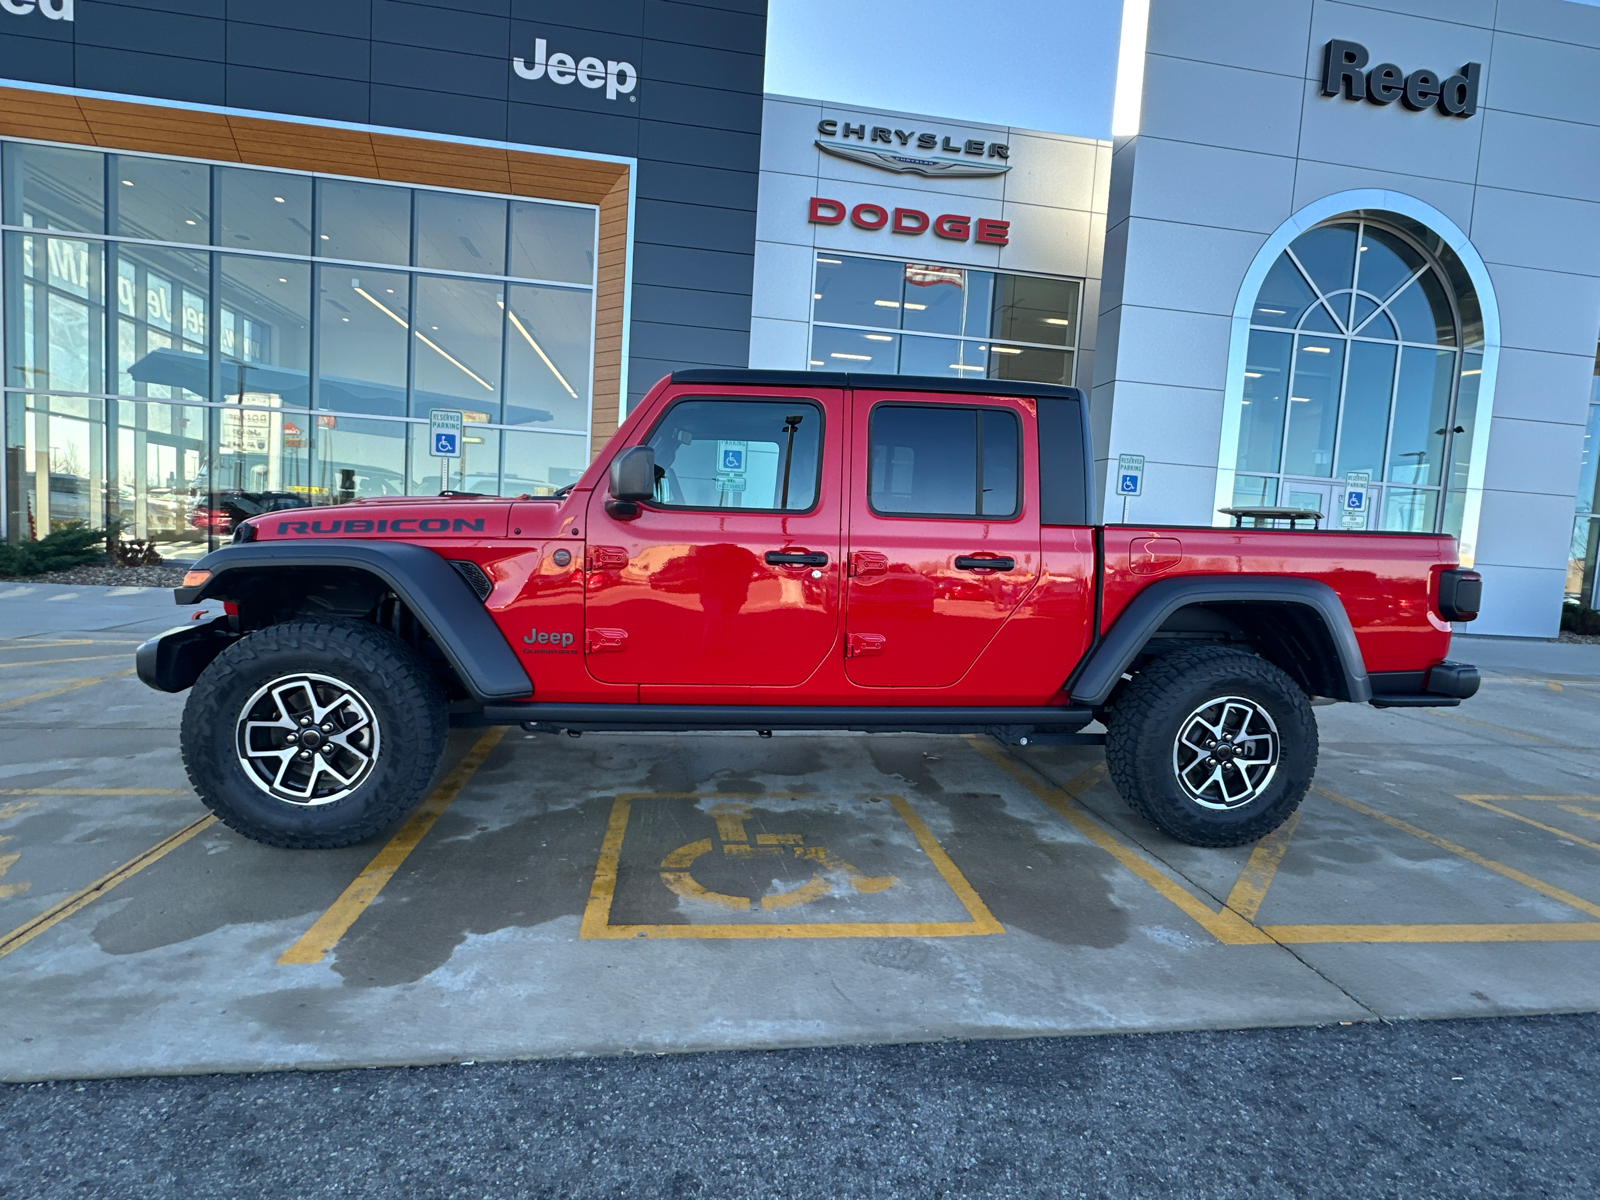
[{"x1": 0, "y1": 0, "x2": 766, "y2": 414}]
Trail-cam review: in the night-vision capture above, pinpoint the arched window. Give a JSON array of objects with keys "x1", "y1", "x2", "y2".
[{"x1": 1229, "y1": 218, "x2": 1482, "y2": 534}]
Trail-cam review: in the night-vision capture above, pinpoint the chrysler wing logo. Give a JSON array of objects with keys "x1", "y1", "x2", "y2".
[{"x1": 815, "y1": 141, "x2": 1011, "y2": 178}]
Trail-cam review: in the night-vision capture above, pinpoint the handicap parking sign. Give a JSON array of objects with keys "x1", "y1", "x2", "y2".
[
  {"x1": 720, "y1": 446, "x2": 745, "y2": 472},
  {"x1": 1116, "y1": 453, "x2": 1144, "y2": 497},
  {"x1": 428, "y1": 409, "x2": 463, "y2": 458}
]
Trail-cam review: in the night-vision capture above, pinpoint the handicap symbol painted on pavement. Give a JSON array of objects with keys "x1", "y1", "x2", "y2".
[{"x1": 659, "y1": 803, "x2": 897, "y2": 912}]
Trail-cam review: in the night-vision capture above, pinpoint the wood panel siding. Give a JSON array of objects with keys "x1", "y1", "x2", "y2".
[{"x1": 0, "y1": 87, "x2": 630, "y2": 457}]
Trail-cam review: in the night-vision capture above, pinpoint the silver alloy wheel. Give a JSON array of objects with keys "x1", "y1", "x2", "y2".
[
  {"x1": 1171, "y1": 694, "x2": 1281, "y2": 810},
  {"x1": 235, "y1": 673, "x2": 381, "y2": 806}
]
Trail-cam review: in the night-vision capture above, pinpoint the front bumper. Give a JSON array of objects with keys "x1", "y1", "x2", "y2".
[
  {"x1": 1367, "y1": 660, "x2": 1480, "y2": 709},
  {"x1": 135, "y1": 616, "x2": 235, "y2": 693}
]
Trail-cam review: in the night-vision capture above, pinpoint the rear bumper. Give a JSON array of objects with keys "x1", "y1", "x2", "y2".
[{"x1": 1368, "y1": 660, "x2": 1480, "y2": 709}]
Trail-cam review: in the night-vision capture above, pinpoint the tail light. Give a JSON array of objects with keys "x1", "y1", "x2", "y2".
[{"x1": 1437, "y1": 568, "x2": 1482, "y2": 622}]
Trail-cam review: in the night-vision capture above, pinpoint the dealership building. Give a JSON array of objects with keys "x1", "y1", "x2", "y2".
[{"x1": 0, "y1": 0, "x2": 1597, "y2": 638}]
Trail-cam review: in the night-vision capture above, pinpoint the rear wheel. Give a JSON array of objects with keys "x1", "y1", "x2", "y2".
[
  {"x1": 1105, "y1": 645, "x2": 1317, "y2": 847},
  {"x1": 180, "y1": 620, "x2": 448, "y2": 848}
]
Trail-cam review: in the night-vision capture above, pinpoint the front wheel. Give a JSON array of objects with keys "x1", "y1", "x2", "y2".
[
  {"x1": 180, "y1": 620, "x2": 448, "y2": 848},
  {"x1": 1105, "y1": 646, "x2": 1317, "y2": 847}
]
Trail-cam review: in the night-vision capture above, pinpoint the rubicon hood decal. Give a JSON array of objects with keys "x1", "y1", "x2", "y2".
[{"x1": 815, "y1": 141, "x2": 1011, "y2": 178}]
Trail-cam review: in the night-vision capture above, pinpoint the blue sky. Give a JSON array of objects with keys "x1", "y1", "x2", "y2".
[{"x1": 763, "y1": 0, "x2": 1123, "y2": 138}]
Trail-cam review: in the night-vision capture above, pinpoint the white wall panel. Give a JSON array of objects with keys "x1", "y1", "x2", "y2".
[
  {"x1": 1100, "y1": 381, "x2": 1225, "y2": 469},
  {"x1": 1490, "y1": 347, "x2": 1594, "y2": 429},
  {"x1": 1486, "y1": 263, "x2": 1600, "y2": 358},
  {"x1": 1118, "y1": 219, "x2": 1267, "y2": 318},
  {"x1": 1331, "y1": 0, "x2": 1495, "y2": 28},
  {"x1": 1000, "y1": 134, "x2": 1099, "y2": 213},
  {"x1": 1483, "y1": 31, "x2": 1600, "y2": 126},
  {"x1": 746, "y1": 316, "x2": 810, "y2": 371},
  {"x1": 1104, "y1": 461, "x2": 1221, "y2": 526},
  {"x1": 750, "y1": 240, "x2": 816, "y2": 323},
  {"x1": 1481, "y1": 415, "x2": 1589, "y2": 499},
  {"x1": 1468, "y1": 564, "x2": 1567, "y2": 637},
  {"x1": 1493, "y1": 0, "x2": 1600, "y2": 51},
  {"x1": 1129, "y1": 137, "x2": 1297, "y2": 234},
  {"x1": 1147, "y1": 0, "x2": 1312, "y2": 80},
  {"x1": 1109, "y1": 305, "x2": 1232, "y2": 391},
  {"x1": 1476, "y1": 109, "x2": 1600, "y2": 205},
  {"x1": 754, "y1": 169, "x2": 822, "y2": 247},
  {"x1": 996, "y1": 203, "x2": 1091, "y2": 278},
  {"x1": 1140, "y1": 56, "x2": 1305, "y2": 158},
  {"x1": 1474, "y1": 487, "x2": 1582, "y2": 573},
  {"x1": 1471, "y1": 186, "x2": 1600, "y2": 280},
  {"x1": 1290, "y1": 159, "x2": 1474, "y2": 234},
  {"x1": 760, "y1": 98, "x2": 823, "y2": 178}
]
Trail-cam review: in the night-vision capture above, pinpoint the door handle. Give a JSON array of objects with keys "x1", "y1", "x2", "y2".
[
  {"x1": 765, "y1": 550, "x2": 829, "y2": 567},
  {"x1": 954, "y1": 555, "x2": 1015, "y2": 572}
]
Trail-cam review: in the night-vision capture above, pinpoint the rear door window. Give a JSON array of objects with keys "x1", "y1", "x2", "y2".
[
  {"x1": 868, "y1": 404, "x2": 1019, "y2": 518},
  {"x1": 643, "y1": 398, "x2": 823, "y2": 511}
]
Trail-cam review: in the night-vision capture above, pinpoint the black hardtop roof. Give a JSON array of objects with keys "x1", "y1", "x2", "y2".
[{"x1": 670, "y1": 369, "x2": 1085, "y2": 402}]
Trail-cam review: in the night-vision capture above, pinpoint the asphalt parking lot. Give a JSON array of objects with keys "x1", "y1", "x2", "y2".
[{"x1": 2, "y1": 584, "x2": 1599, "y2": 1081}]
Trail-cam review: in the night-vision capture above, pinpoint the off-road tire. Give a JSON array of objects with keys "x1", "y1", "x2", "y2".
[
  {"x1": 180, "y1": 619, "x2": 448, "y2": 848},
  {"x1": 1105, "y1": 645, "x2": 1317, "y2": 847}
]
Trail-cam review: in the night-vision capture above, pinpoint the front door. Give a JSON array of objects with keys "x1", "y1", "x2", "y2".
[
  {"x1": 583, "y1": 389, "x2": 844, "y2": 687},
  {"x1": 843, "y1": 391, "x2": 1041, "y2": 689}
]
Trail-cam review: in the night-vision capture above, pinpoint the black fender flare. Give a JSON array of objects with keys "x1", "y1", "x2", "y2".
[
  {"x1": 174, "y1": 541, "x2": 532, "y2": 701},
  {"x1": 1067, "y1": 576, "x2": 1372, "y2": 706}
]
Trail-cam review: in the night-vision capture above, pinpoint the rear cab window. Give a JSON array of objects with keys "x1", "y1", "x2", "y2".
[{"x1": 867, "y1": 403, "x2": 1020, "y2": 519}]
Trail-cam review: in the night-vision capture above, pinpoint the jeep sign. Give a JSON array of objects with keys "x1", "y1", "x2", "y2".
[
  {"x1": 514, "y1": 38, "x2": 638, "y2": 101},
  {"x1": 1321, "y1": 40, "x2": 1480, "y2": 117}
]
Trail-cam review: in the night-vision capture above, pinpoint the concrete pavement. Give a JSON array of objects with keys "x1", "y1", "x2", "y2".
[{"x1": 0, "y1": 588, "x2": 1597, "y2": 1080}]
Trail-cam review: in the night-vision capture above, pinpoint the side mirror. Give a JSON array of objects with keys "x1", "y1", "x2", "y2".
[{"x1": 606, "y1": 445, "x2": 656, "y2": 520}]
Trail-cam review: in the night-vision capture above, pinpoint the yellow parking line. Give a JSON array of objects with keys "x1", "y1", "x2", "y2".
[
  {"x1": 978, "y1": 743, "x2": 1272, "y2": 945},
  {"x1": 0, "y1": 640, "x2": 142, "y2": 650},
  {"x1": 278, "y1": 727, "x2": 507, "y2": 965},
  {"x1": 0, "y1": 789, "x2": 189, "y2": 796},
  {"x1": 1416, "y1": 708, "x2": 1561, "y2": 744},
  {"x1": 1452, "y1": 796, "x2": 1600, "y2": 854},
  {"x1": 0, "y1": 815, "x2": 216, "y2": 959},
  {"x1": 0, "y1": 669, "x2": 136, "y2": 710},
  {"x1": 1262, "y1": 922, "x2": 1600, "y2": 944},
  {"x1": 0, "y1": 654, "x2": 127, "y2": 669},
  {"x1": 1315, "y1": 787, "x2": 1600, "y2": 920},
  {"x1": 1224, "y1": 810, "x2": 1300, "y2": 922},
  {"x1": 1560, "y1": 804, "x2": 1600, "y2": 825},
  {"x1": 1456, "y1": 795, "x2": 1600, "y2": 803}
]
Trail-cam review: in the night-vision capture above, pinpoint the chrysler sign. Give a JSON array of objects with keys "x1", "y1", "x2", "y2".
[{"x1": 815, "y1": 120, "x2": 1011, "y2": 178}]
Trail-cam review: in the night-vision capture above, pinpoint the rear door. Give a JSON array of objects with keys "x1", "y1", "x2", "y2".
[
  {"x1": 582, "y1": 387, "x2": 844, "y2": 687},
  {"x1": 843, "y1": 390, "x2": 1041, "y2": 688}
]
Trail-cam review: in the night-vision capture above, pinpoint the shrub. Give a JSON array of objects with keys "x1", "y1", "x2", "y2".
[
  {"x1": 1562, "y1": 602, "x2": 1600, "y2": 636},
  {"x1": 0, "y1": 522, "x2": 109, "y2": 577}
]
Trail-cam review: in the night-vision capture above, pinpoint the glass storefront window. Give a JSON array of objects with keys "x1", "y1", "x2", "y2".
[
  {"x1": 5, "y1": 232, "x2": 105, "y2": 395},
  {"x1": 1, "y1": 140, "x2": 599, "y2": 554},
  {"x1": 1225, "y1": 218, "x2": 1475, "y2": 534},
  {"x1": 502, "y1": 428, "x2": 589, "y2": 497},
  {"x1": 218, "y1": 167, "x2": 313, "y2": 257},
  {"x1": 111, "y1": 154, "x2": 209, "y2": 246},
  {"x1": 310, "y1": 414, "x2": 408, "y2": 504},
  {"x1": 115, "y1": 244, "x2": 209, "y2": 403},
  {"x1": 503, "y1": 282, "x2": 592, "y2": 429},
  {"x1": 809, "y1": 253, "x2": 1082, "y2": 387},
  {"x1": 409, "y1": 419, "x2": 499, "y2": 496},
  {"x1": 415, "y1": 191, "x2": 507, "y2": 276},
  {"x1": 509, "y1": 201, "x2": 595, "y2": 285},
  {"x1": 3, "y1": 143, "x2": 103, "y2": 234},
  {"x1": 317, "y1": 179, "x2": 411, "y2": 266},
  {"x1": 412, "y1": 275, "x2": 502, "y2": 413},
  {"x1": 317, "y1": 267, "x2": 410, "y2": 417}
]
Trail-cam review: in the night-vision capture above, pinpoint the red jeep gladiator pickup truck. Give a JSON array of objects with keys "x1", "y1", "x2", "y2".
[{"x1": 137, "y1": 370, "x2": 1482, "y2": 851}]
